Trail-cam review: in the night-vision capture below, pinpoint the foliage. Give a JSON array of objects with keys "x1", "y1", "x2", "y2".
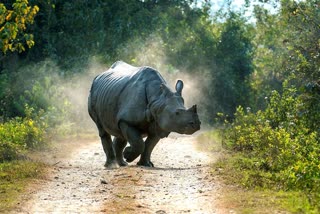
[
  {"x1": 251, "y1": 0, "x2": 320, "y2": 109},
  {"x1": 1, "y1": 60, "x2": 63, "y2": 118},
  {"x1": 217, "y1": 1, "x2": 320, "y2": 210},
  {"x1": 223, "y1": 77, "x2": 320, "y2": 210},
  {"x1": 199, "y1": 130, "x2": 318, "y2": 213},
  {"x1": 280, "y1": 0, "x2": 320, "y2": 82},
  {"x1": 222, "y1": 0, "x2": 320, "y2": 185},
  {"x1": 0, "y1": 105, "x2": 47, "y2": 162},
  {"x1": 209, "y1": 11, "x2": 254, "y2": 119},
  {"x1": 0, "y1": 0, "x2": 39, "y2": 54},
  {"x1": 215, "y1": 157, "x2": 319, "y2": 213},
  {"x1": 0, "y1": 0, "x2": 256, "y2": 127},
  {"x1": 0, "y1": 0, "x2": 318, "y2": 212},
  {"x1": 25, "y1": 0, "x2": 199, "y2": 71}
]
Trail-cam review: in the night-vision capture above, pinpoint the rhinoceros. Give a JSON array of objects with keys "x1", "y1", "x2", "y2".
[{"x1": 88, "y1": 61, "x2": 201, "y2": 168}]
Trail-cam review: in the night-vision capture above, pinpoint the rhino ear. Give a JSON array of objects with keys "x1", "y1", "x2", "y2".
[{"x1": 175, "y1": 80, "x2": 184, "y2": 96}]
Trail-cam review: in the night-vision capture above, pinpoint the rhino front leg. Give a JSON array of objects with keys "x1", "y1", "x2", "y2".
[
  {"x1": 113, "y1": 137, "x2": 128, "y2": 166},
  {"x1": 137, "y1": 135, "x2": 160, "y2": 167},
  {"x1": 119, "y1": 122, "x2": 145, "y2": 162}
]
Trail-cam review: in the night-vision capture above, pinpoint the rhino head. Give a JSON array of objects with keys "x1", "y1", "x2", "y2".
[{"x1": 155, "y1": 80, "x2": 201, "y2": 135}]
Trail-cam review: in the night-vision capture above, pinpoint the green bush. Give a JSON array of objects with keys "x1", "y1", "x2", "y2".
[
  {"x1": 224, "y1": 78, "x2": 320, "y2": 194},
  {"x1": 0, "y1": 105, "x2": 47, "y2": 162}
]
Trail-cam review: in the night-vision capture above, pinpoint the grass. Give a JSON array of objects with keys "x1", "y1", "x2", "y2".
[
  {"x1": 213, "y1": 155, "x2": 320, "y2": 213},
  {"x1": 216, "y1": 186, "x2": 314, "y2": 214},
  {"x1": 197, "y1": 130, "x2": 319, "y2": 214},
  {"x1": 0, "y1": 160, "x2": 45, "y2": 212}
]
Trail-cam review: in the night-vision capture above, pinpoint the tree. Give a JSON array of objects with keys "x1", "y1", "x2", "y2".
[
  {"x1": 251, "y1": 0, "x2": 320, "y2": 130},
  {"x1": 0, "y1": 0, "x2": 39, "y2": 54},
  {"x1": 208, "y1": 11, "x2": 254, "y2": 120}
]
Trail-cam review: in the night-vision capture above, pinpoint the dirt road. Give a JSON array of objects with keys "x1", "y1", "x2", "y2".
[{"x1": 16, "y1": 133, "x2": 222, "y2": 213}]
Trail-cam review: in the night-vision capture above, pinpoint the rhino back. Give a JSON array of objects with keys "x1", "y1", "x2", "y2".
[{"x1": 89, "y1": 63, "x2": 165, "y2": 137}]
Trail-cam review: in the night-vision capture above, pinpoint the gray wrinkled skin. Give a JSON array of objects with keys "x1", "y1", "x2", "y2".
[{"x1": 88, "y1": 61, "x2": 201, "y2": 168}]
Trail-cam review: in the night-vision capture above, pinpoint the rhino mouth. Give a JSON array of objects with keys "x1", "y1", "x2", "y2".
[{"x1": 179, "y1": 123, "x2": 201, "y2": 135}]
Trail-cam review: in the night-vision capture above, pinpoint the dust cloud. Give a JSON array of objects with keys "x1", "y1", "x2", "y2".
[
  {"x1": 15, "y1": 59, "x2": 105, "y2": 134},
  {"x1": 55, "y1": 58, "x2": 107, "y2": 132}
]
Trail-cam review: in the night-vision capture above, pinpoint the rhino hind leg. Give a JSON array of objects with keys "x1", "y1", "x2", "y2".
[
  {"x1": 137, "y1": 135, "x2": 160, "y2": 167},
  {"x1": 119, "y1": 122, "x2": 145, "y2": 163},
  {"x1": 97, "y1": 125, "x2": 119, "y2": 169},
  {"x1": 113, "y1": 137, "x2": 128, "y2": 166}
]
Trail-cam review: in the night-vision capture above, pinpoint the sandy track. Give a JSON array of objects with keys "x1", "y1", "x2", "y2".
[{"x1": 15, "y1": 134, "x2": 221, "y2": 213}]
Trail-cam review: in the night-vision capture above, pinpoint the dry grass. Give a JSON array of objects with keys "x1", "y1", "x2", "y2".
[{"x1": 0, "y1": 161, "x2": 45, "y2": 212}]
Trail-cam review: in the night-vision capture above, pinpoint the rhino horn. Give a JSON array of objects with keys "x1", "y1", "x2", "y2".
[
  {"x1": 175, "y1": 80, "x2": 184, "y2": 96},
  {"x1": 189, "y1": 105, "x2": 197, "y2": 113}
]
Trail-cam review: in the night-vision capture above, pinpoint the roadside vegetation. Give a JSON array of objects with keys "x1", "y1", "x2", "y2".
[
  {"x1": 0, "y1": 0, "x2": 319, "y2": 212},
  {"x1": 212, "y1": 0, "x2": 319, "y2": 212},
  {"x1": 200, "y1": 125, "x2": 319, "y2": 213}
]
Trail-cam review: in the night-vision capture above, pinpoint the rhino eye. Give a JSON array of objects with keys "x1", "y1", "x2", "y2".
[{"x1": 175, "y1": 111, "x2": 180, "y2": 116}]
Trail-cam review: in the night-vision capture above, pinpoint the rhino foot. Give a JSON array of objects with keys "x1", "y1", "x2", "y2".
[
  {"x1": 137, "y1": 160, "x2": 154, "y2": 167},
  {"x1": 104, "y1": 160, "x2": 120, "y2": 169},
  {"x1": 117, "y1": 159, "x2": 128, "y2": 167}
]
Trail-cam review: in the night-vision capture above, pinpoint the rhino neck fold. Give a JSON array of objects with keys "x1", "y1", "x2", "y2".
[
  {"x1": 144, "y1": 78, "x2": 169, "y2": 138},
  {"x1": 147, "y1": 97, "x2": 165, "y2": 122},
  {"x1": 146, "y1": 81, "x2": 165, "y2": 121},
  {"x1": 145, "y1": 108, "x2": 152, "y2": 122},
  {"x1": 149, "y1": 122, "x2": 170, "y2": 138}
]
